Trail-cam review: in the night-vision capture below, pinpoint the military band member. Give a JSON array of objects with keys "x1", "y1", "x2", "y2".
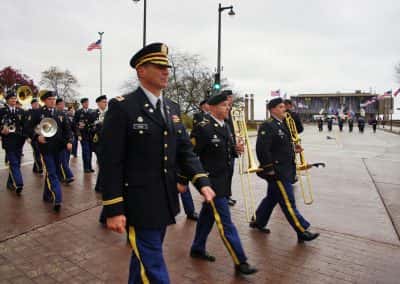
[
  {"x1": 56, "y1": 98, "x2": 74, "y2": 184},
  {"x1": 251, "y1": 97, "x2": 319, "y2": 243},
  {"x1": 221, "y1": 90, "x2": 237, "y2": 207},
  {"x1": 348, "y1": 117, "x2": 354, "y2": 132},
  {"x1": 0, "y1": 91, "x2": 26, "y2": 195},
  {"x1": 358, "y1": 116, "x2": 365, "y2": 133},
  {"x1": 338, "y1": 117, "x2": 344, "y2": 132},
  {"x1": 317, "y1": 118, "x2": 323, "y2": 131},
  {"x1": 74, "y1": 98, "x2": 94, "y2": 172},
  {"x1": 25, "y1": 91, "x2": 73, "y2": 212},
  {"x1": 370, "y1": 116, "x2": 377, "y2": 133},
  {"x1": 28, "y1": 98, "x2": 43, "y2": 174},
  {"x1": 284, "y1": 99, "x2": 304, "y2": 134},
  {"x1": 327, "y1": 116, "x2": 333, "y2": 131},
  {"x1": 91, "y1": 95, "x2": 107, "y2": 193},
  {"x1": 100, "y1": 42, "x2": 215, "y2": 284},
  {"x1": 67, "y1": 106, "x2": 78, "y2": 158},
  {"x1": 192, "y1": 99, "x2": 209, "y2": 126},
  {"x1": 188, "y1": 93, "x2": 257, "y2": 275}
]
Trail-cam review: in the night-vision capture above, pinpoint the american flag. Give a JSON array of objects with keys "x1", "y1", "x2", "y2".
[
  {"x1": 270, "y1": 89, "x2": 280, "y2": 97},
  {"x1": 87, "y1": 39, "x2": 102, "y2": 51},
  {"x1": 394, "y1": 88, "x2": 400, "y2": 97}
]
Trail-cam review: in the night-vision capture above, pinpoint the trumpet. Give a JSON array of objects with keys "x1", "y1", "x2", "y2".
[
  {"x1": 231, "y1": 107, "x2": 260, "y2": 222},
  {"x1": 285, "y1": 112, "x2": 325, "y2": 205},
  {"x1": 35, "y1": 117, "x2": 58, "y2": 138}
]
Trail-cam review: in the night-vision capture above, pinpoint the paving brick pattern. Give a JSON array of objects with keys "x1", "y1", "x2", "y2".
[{"x1": 1, "y1": 125, "x2": 400, "y2": 283}]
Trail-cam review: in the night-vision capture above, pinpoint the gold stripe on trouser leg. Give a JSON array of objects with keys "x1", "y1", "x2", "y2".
[
  {"x1": 60, "y1": 164, "x2": 66, "y2": 181},
  {"x1": 276, "y1": 180, "x2": 305, "y2": 233},
  {"x1": 7, "y1": 164, "x2": 17, "y2": 189},
  {"x1": 40, "y1": 154, "x2": 56, "y2": 202},
  {"x1": 128, "y1": 226, "x2": 150, "y2": 284},
  {"x1": 210, "y1": 200, "x2": 240, "y2": 265}
]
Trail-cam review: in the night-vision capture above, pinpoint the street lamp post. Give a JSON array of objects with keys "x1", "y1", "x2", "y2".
[
  {"x1": 132, "y1": 0, "x2": 147, "y2": 47},
  {"x1": 216, "y1": 3, "x2": 235, "y2": 86}
]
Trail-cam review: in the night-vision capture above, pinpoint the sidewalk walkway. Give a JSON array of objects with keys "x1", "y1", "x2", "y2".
[{"x1": 1, "y1": 125, "x2": 400, "y2": 283}]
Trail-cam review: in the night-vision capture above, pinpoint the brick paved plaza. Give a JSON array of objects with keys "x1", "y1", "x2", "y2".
[{"x1": 1, "y1": 125, "x2": 400, "y2": 283}]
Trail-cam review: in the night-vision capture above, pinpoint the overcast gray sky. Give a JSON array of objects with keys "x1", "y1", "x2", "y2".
[{"x1": 1, "y1": 0, "x2": 400, "y2": 118}]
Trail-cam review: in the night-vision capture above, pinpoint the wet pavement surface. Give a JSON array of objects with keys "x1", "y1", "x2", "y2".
[{"x1": 1, "y1": 124, "x2": 400, "y2": 283}]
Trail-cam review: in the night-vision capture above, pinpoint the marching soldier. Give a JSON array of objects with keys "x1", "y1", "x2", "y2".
[
  {"x1": 0, "y1": 91, "x2": 26, "y2": 195},
  {"x1": 338, "y1": 117, "x2": 344, "y2": 132},
  {"x1": 188, "y1": 93, "x2": 257, "y2": 275},
  {"x1": 348, "y1": 117, "x2": 354, "y2": 132},
  {"x1": 327, "y1": 116, "x2": 333, "y2": 131},
  {"x1": 55, "y1": 98, "x2": 74, "y2": 184},
  {"x1": 222, "y1": 90, "x2": 237, "y2": 206},
  {"x1": 74, "y1": 98, "x2": 94, "y2": 172},
  {"x1": 370, "y1": 116, "x2": 378, "y2": 133},
  {"x1": 25, "y1": 91, "x2": 73, "y2": 212},
  {"x1": 28, "y1": 98, "x2": 43, "y2": 174},
  {"x1": 91, "y1": 95, "x2": 107, "y2": 193},
  {"x1": 100, "y1": 42, "x2": 215, "y2": 283},
  {"x1": 284, "y1": 99, "x2": 304, "y2": 134},
  {"x1": 251, "y1": 97, "x2": 319, "y2": 243},
  {"x1": 358, "y1": 116, "x2": 365, "y2": 133},
  {"x1": 192, "y1": 99, "x2": 209, "y2": 126},
  {"x1": 317, "y1": 118, "x2": 323, "y2": 131}
]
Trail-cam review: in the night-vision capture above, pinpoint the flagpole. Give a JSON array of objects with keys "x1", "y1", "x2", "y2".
[
  {"x1": 98, "y1": 32, "x2": 104, "y2": 96},
  {"x1": 390, "y1": 92, "x2": 393, "y2": 132}
]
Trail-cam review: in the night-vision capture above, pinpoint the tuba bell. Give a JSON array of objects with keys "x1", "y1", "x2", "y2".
[
  {"x1": 35, "y1": 117, "x2": 58, "y2": 138},
  {"x1": 17, "y1": 86, "x2": 33, "y2": 108}
]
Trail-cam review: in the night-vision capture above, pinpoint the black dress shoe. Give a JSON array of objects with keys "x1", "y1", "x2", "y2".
[
  {"x1": 65, "y1": 178, "x2": 74, "y2": 184},
  {"x1": 7, "y1": 185, "x2": 15, "y2": 191},
  {"x1": 84, "y1": 169, "x2": 92, "y2": 173},
  {"x1": 89, "y1": 169, "x2": 95, "y2": 172},
  {"x1": 16, "y1": 187, "x2": 23, "y2": 196},
  {"x1": 186, "y1": 212, "x2": 199, "y2": 221},
  {"x1": 228, "y1": 197, "x2": 237, "y2": 206},
  {"x1": 190, "y1": 250, "x2": 216, "y2": 262},
  {"x1": 297, "y1": 231, "x2": 320, "y2": 243},
  {"x1": 235, "y1": 262, "x2": 258, "y2": 275},
  {"x1": 53, "y1": 204, "x2": 61, "y2": 212},
  {"x1": 249, "y1": 220, "x2": 271, "y2": 234}
]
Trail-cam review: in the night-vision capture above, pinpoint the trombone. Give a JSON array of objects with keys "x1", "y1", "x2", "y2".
[
  {"x1": 285, "y1": 112, "x2": 325, "y2": 205},
  {"x1": 231, "y1": 107, "x2": 261, "y2": 222}
]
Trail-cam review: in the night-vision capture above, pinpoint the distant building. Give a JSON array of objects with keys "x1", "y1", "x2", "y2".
[{"x1": 290, "y1": 90, "x2": 380, "y2": 121}]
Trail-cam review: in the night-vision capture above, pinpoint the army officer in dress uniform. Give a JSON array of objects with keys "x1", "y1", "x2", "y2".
[
  {"x1": 250, "y1": 97, "x2": 319, "y2": 243},
  {"x1": 100, "y1": 42, "x2": 215, "y2": 284},
  {"x1": 188, "y1": 93, "x2": 257, "y2": 275},
  {"x1": 25, "y1": 91, "x2": 73, "y2": 212},
  {"x1": 0, "y1": 91, "x2": 26, "y2": 195}
]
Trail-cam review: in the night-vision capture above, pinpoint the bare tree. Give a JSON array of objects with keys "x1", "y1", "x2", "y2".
[{"x1": 40, "y1": 66, "x2": 79, "y2": 102}]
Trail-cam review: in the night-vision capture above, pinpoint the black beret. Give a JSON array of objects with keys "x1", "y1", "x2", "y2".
[
  {"x1": 40, "y1": 91, "x2": 56, "y2": 101},
  {"x1": 5, "y1": 90, "x2": 16, "y2": 100},
  {"x1": 199, "y1": 99, "x2": 208, "y2": 106},
  {"x1": 220, "y1": 89, "x2": 233, "y2": 96},
  {"x1": 267, "y1": 97, "x2": 284, "y2": 110},
  {"x1": 96, "y1": 95, "x2": 107, "y2": 103},
  {"x1": 31, "y1": 98, "x2": 38, "y2": 104},
  {"x1": 80, "y1": 98, "x2": 88, "y2": 104},
  {"x1": 130, "y1": 42, "x2": 171, "y2": 69},
  {"x1": 56, "y1": 98, "x2": 64, "y2": 104},
  {"x1": 207, "y1": 93, "x2": 228, "y2": 106}
]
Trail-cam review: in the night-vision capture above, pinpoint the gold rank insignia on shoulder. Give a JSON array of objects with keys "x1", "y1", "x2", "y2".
[
  {"x1": 172, "y1": 115, "x2": 180, "y2": 123},
  {"x1": 267, "y1": 118, "x2": 273, "y2": 122},
  {"x1": 115, "y1": 96, "x2": 125, "y2": 101},
  {"x1": 199, "y1": 119, "x2": 209, "y2": 127}
]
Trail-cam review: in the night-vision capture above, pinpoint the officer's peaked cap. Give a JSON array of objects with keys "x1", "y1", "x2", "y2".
[{"x1": 130, "y1": 42, "x2": 172, "y2": 69}]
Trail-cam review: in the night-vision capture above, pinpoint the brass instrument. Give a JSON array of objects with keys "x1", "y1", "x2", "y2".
[
  {"x1": 285, "y1": 112, "x2": 325, "y2": 205},
  {"x1": 17, "y1": 86, "x2": 33, "y2": 107},
  {"x1": 37, "y1": 90, "x2": 49, "y2": 106},
  {"x1": 231, "y1": 107, "x2": 261, "y2": 222},
  {"x1": 35, "y1": 117, "x2": 58, "y2": 138}
]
